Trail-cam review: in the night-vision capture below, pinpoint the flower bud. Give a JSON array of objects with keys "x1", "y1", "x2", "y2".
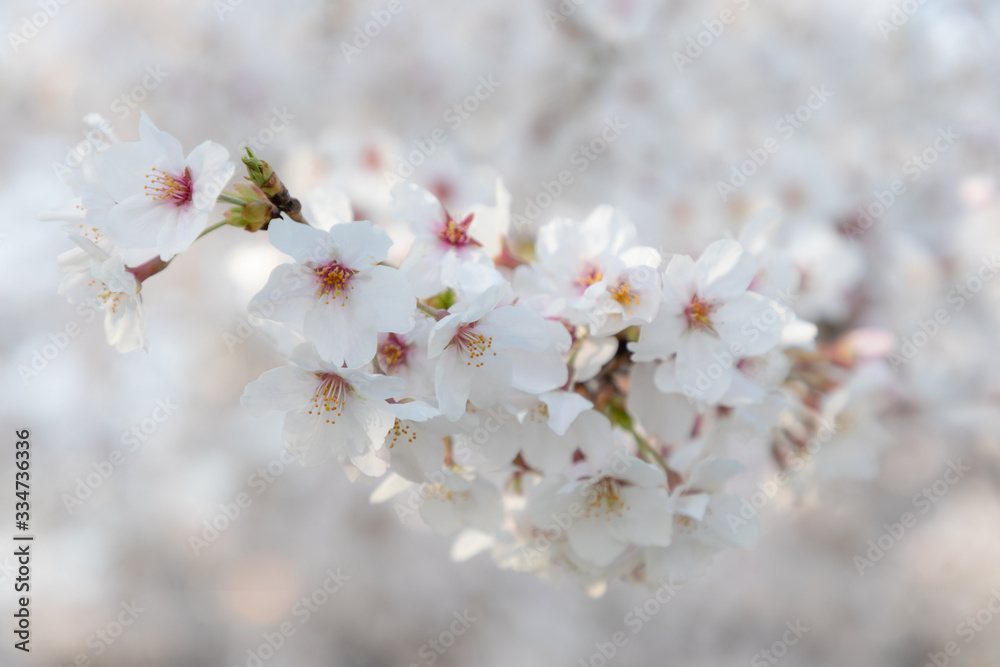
[{"x1": 223, "y1": 182, "x2": 280, "y2": 232}]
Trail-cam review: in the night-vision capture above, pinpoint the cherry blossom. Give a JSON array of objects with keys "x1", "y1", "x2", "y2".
[
  {"x1": 427, "y1": 282, "x2": 562, "y2": 420},
  {"x1": 241, "y1": 343, "x2": 403, "y2": 471},
  {"x1": 57, "y1": 235, "x2": 146, "y2": 353},
  {"x1": 95, "y1": 112, "x2": 234, "y2": 260},
  {"x1": 249, "y1": 219, "x2": 415, "y2": 368},
  {"x1": 630, "y1": 239, "x2": 788, "y2": 404}
]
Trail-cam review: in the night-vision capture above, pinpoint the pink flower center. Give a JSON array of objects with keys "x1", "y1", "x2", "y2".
[
  {"x1": 87, "y1": 278, "x2": 126, "y2": 313},
  {"x1": 388, "y1": 419, "x2": 416, "y2": 448},
  {"x1": 144, "y1": 166, "x2": 194, "y2": 206},
  {"x1": 684, "y1": 295, "x2": 717, "y2": 333},
  {"x1": 437, "y1": 212, "x2": 481, "y2": 249},
  {"x1": 610, "y1": 281, "x2": 639, "y2": 308},
  {"x1": 314, "y1": 262, "x2": 357, "y2": 304},
  {"x1": 575, "y1": 263, "x2": 604, "y2": 290},
  {"x1": 308, "y1": 372, "x2": 351, "y2": 423},
  {"x1": 453, "y1": 324, "x2": 495, "y2": 368},
  {"x1": 584, "y1": 477, "x2": 630, "y2": 518},
  {"x1": 378, "y1": 334, "x2": 409, "y2": 373}
]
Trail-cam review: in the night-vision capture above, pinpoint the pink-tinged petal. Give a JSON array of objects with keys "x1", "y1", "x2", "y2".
[
  {"x1": 138, "y1": 112, "x2": 186, "y2": 173},
  {"x1": 400, "y1": 243, "x2": 446, "y2": 298},
  {"x1": 466, "y1": 177, "x2": 510, "y2": 257},
  {"x1": 98, "y1": 142, "x2": 150, "y2": 202},
  {"x1": 434, "y1": 348, "x2": 474, "y2": 420},
  {"x1": 695, "y1": 239, "x2": 757, "y2": 301},
  {"x1": 461, "y1": 282, "x2": 508, "y2": 323},
  {"x1": 57, "y1": 248, "x2": 94, "y2": 300},
  {"x1": 440, "y1": 257, "x2": 504, "y2": 298},
  {"x1": 354, "y1": 265, "x2": 415, "y2": 332},
  {"x1": 673, "y1": 492, "x2": 710, "y2": 521},
  {"x1": 390, "y1": 431, "x2": 442, "y2": 483},
  {"x1": 80, "y1": 185, "x2": 114, "y2": 220},
  {"x1": 186, "y1": 140, "x2": 233, "y2": 211},
  {"x1": 349, "y1": 447, "x2": 391, "y2": 478},
  {"x1": 241, "y1": 366, "x2": 319, "y2": 417},
  {"x1": 478, "y1": 306, "x2": 551, "y2": 352},
  {"x1": 738, "y1": 206, "x2": 782, "y2": 251},
  {"x1": 249, "y1": 264, "x2": 318, "y2": 325},
  {"x1": 571, "y1": 410, "x2": 615, "y2": 462},
  {"x1": 286, "y1": 342, "x2": 326, "y2": 371},
  {"x1": 621, "y1": 244, "x2": 662, "y2": 269},
  {"x1": 627, "y1": 363, "x2": 699, "y2": 443},
  {"x1": 534, "y1": 217, "x2": 577, "y2": 268},
  {"x1": 581, "y1": 205, "x2": 636, "y2": 257},
  {"x1": 65, "y1": 233, "x2": 111, "y2": 262},
  {"x1": 104, "y1": 194, "x2": 174, "y2": 250},
  {"x1": 573, "y1": 336, "x2": 618, "y2": 382},
  {"x1": 467, "y1": 353, "x2": 513, "y2": 409},
  {"x1": 301, "y1": 183, "x2": 353, "y2": 232},
  {"x1": 328, "y1": 219, "x2": 392, "y2": 267},
  {"x1": 715, "y1": 292, "x2": 784, "y2": 356},
  {"x1": 652, "y1": 359, "x2": 683, "y2": 392},
  {"x1": 391, "y1": 400, "x2": 440, "y2": 422},
  {"x1": 391, "y1": 183, "x2": 445, "y2": 235},
  {"x1": 664, "y1": 254, "x2": 697, "y2": 301},
  {"x1": 519, "y1": 431, "x2": 571, "y2": 476},
  {"x1": 104, "y1": 299, "x2": 146, "y2": 353},
  {"x1": 427, "y1": 312, "x2": 463, "y2": 359},
  {"x1": 282, "y1": 409, "x2": 335, "y2": 467},
  {"x1": 675, "y1": 330, "x2": 733, "y2": 403},
  {"x1": 540, "y1": 391, "x2": 592, "y2": 436},
  {"x1": 568, "y1": 518, "x2": 627, "y2": 567},
  {"x1": 628, "y1": 299, "x2": 685, "y2": 362},
  {"x1": 305, "y1": 298, "x2": 377, "y2": 368},
  {"x1": 268, "y1": 218, "x2": 336, "y2": 263},
  {"x1": 350, "y1": 371, "x2": 405, "y2": 401},
  {"x1": 614, "y1": 456, "x2": 666, "y2": 487},
  {"x1": 347, "y1": 398, "x2": 396, "y2": 452},
  {"x1": 155, "y1": 206, "x2": 206, "y2": 260},
  {"x1": 509, "y1": 347, "x2": 566, "y2": 394}
]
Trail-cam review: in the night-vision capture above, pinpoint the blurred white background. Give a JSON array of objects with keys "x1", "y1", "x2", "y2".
[{"x1": 3, "y1": 0, "x2": 1000, "y2": 665}]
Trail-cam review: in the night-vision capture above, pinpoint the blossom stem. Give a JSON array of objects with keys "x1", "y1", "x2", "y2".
[
  {"x1": 562, "y1": 331, "x2": 588, "y2": 390},
  {"x1": 197, "y1": 220, "x2": 232, "y2": 239},
  {"x1": 217, "y1": 193, "x2": 246, "y2": 206},
  {"x1": 606, "y1": 402, "x2": 671, "y2": 476},
  {"x1": 630, "y1": 427, "x2": 670, "y2": 476},
  {"x1": 416, "y1": 302, "x2": 444, "y2": 319},
  {"x1": 127, "y1": 256, "x2": 172, "y2": 284}
]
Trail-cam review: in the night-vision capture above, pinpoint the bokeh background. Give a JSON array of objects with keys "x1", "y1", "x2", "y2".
[{"x1": 3, "y1": 0, "x2": 1000, "y2": 665}]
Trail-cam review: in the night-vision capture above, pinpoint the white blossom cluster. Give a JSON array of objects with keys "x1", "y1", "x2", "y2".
[{"x1": 42, "y1": 112, "x2": 896, "y2": 595}]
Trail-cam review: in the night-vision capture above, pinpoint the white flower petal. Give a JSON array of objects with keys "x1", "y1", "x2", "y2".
[
  {"x1": 540, "y1": 391, "x2": 593, "y2": 436},
  {"x1": 695, "y1": 239, "x2": 757, "y2": 301},
  {"x1": 435, "y1": 349, "x2": 474, "y2": 420},
  {"x1": 268, "y1": 218, "x2": 335, "y2": 263},
  {"x1": 569, "y1": 519, "x2": 627, "y2": 567},
  {"x1": 328, "y1": 219, "x2": 392, "y2": 267},
  {"x1": 241, "y1": 366, "x2": 318, "y2": 417}
]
